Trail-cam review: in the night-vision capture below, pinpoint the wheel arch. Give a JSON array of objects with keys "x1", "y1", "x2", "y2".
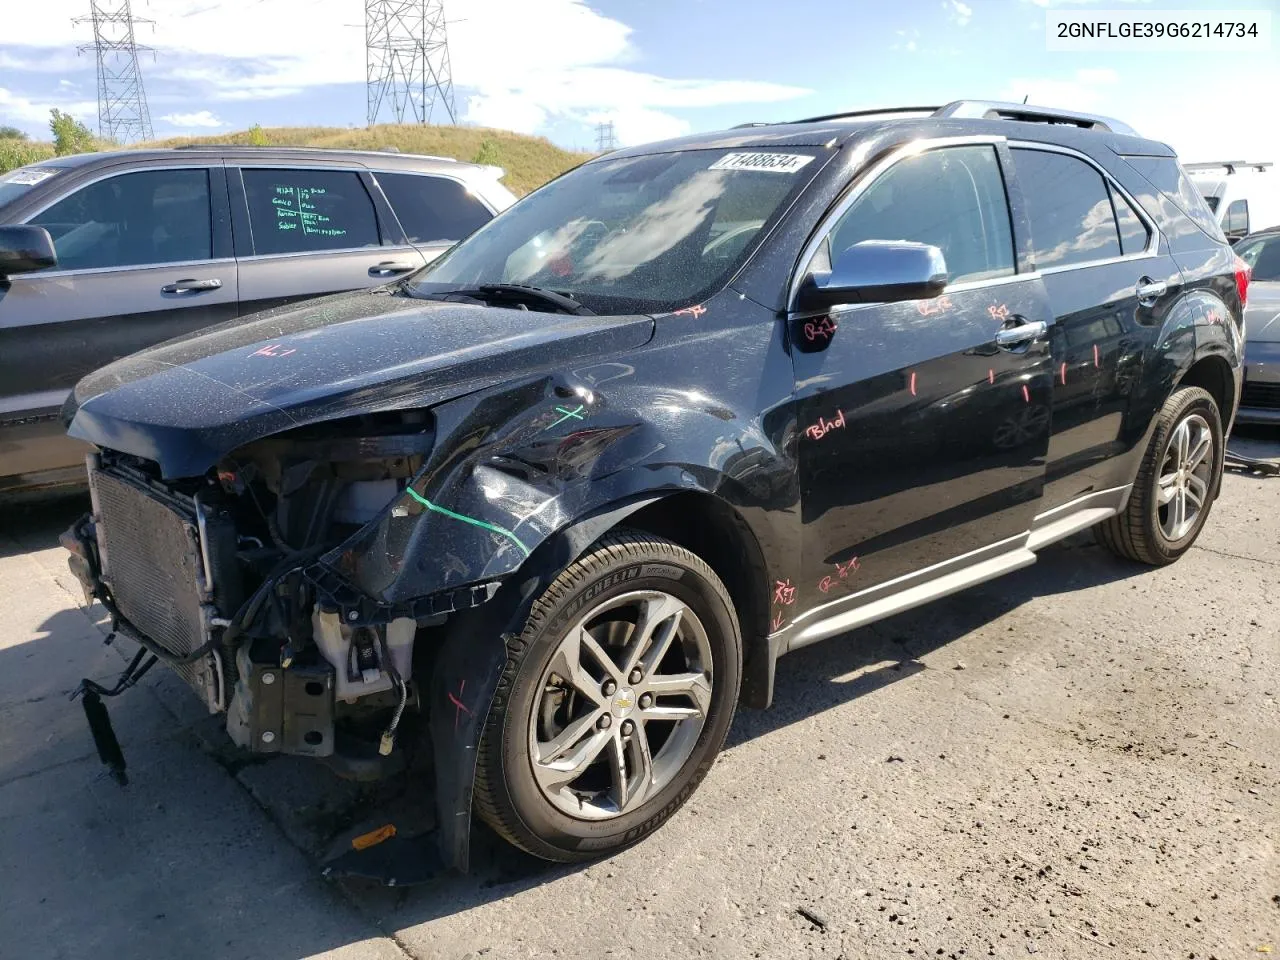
[
  {"x1": 618, "y1": 492, "x2": 774, "y2": 709},
  {"x1": 1177, "y1": 351, "x2": 1238, "y2": 428}
]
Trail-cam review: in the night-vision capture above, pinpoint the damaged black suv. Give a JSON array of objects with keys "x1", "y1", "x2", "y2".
[{"x1": 60, "y1": 101, "x2": 1246, "y2": 870}]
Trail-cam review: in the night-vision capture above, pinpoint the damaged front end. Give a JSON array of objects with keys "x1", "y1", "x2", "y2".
[{"x1": 63, "y1": 407, "x2": 517, "y2": 870}]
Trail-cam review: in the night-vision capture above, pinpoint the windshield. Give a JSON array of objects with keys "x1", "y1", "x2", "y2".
[
  {"x1": 0, "y1": 164, "x2": 66, "y2": 208},
  {"x1": 1236, "y1": 234, "x2": 1280, "y2": 281},
  {"x1": 406, "y1": 148, "x2": 824, "y2": 314}
]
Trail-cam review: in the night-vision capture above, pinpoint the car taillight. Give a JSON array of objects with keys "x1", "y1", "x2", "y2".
[{"x1": 1234, "y1": 254, "x2": 1251, "y2": 309}]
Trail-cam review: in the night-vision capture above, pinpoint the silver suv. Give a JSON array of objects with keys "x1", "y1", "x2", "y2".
[{"x1": 0, "y1": 146, "x2": 516, "y2": 495}]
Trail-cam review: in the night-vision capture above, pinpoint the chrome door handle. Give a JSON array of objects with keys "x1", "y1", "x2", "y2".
[
  {"x1": 369, "y1": 261, "x2": 415, "y2": 277},
  {"x1": 162, "y1": 278, "x2": 222, "y2": 294},
  {"x1": 1136, "y1": 277, "x2": 1167, "y2": 303},
  {"x1": 994, "y1": 319, "x2": 1047, "y2": 348}
]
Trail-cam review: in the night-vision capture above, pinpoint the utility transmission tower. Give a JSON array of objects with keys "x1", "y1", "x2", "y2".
[
  {"x1": 595, "y1": 121, "x2": 618, "y2": 152},
  {"x1": 366, "y1": 0, "x2": 457, "y2": 126},
  {"x1": 76, "y1": 0, "x2": 154, "y2": 144}
]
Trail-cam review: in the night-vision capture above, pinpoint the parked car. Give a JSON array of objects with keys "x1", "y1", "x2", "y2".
[
  {"x1": 1186, "y1": 160, "x2": 1280, "y2": 243},
  {"x1": 55, "y1": 100, "x2": 1244, "y2": 872},
  {"x1": 1233, "y1": 226, "x2": 1280, "y2": 423},
  {"x1": 0, "y1": 146, "x2": 516, "y2": 496}
]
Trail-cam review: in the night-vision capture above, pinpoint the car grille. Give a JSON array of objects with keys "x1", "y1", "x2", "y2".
[
  {"x1": 89, "y1": 468, "x2": 229, "y2": 711},
  {"x1": 1241, "y1": 381, "x2": 1280, "y2": 409}
]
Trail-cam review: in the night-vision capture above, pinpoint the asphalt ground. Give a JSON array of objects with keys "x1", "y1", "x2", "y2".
[{"x1": 1, "y1": 428, "x2": 1276, "y2": 960}]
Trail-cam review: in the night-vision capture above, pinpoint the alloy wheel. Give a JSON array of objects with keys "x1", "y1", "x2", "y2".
[
  {"x1": 528, "y1": 590, "x2": 714, "y2": 821},
  {"x1": 1157, "y1": 412, "x2": 1214, "y2": 541}
]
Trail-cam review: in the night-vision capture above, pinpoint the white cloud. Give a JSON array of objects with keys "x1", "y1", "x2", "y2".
[
  {"x1": 892, "y1": 28, "x2": 921, "y2": 53},
  {"x1": 943, "y1": 0, "x2": 973, "y2": 27},
  {"x1": 160, "y1": 109, "x2": 223, "y2": 128},
  {"x1": 0, "y1": 87, "x2": 95, "y2": 126},
  {"x1": 0, "y1": 0, "x2": 809, "y2": 146},
  {"x1": 1001, "y1": 67, "x2": 1119, "y2": 112}
]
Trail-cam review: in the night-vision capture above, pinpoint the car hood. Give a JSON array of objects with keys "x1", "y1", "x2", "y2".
[
  {"x1": 67, "y1": 288, "x2": 655, "y2": 478},
  {"x1": 1246, "y1": 281, "x2": 1280, "y2": 342}
]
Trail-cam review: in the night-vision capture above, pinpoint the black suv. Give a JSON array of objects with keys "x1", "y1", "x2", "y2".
[{"x1": 60, "y1": 101, "x2": 1246, "y2": 871}]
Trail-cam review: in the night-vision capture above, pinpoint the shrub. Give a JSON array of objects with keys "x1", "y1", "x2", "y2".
[{"x1": 49, "y1": 109, "x2": 96, "y2": 156}]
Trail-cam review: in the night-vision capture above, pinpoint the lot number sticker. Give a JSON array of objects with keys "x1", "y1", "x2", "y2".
[
  {"x1": 709, "y1": 152, "x2": 815, "y2": 174},
  {"x1": 2, "y1": 169, "x2": 58, "y2": 185}
]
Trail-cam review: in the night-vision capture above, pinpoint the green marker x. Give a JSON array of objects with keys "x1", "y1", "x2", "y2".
[{"x1": 548, "y1": 404, "x2": 586, "y2": 429}]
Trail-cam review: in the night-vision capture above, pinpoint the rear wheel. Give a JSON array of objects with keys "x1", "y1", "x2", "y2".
[
  {"x1": 473, "y1": 530, "x2": 741, "y2": 861},
  {"x1": 1095, "y1": 385, "x2": 1224, "y2": 565}
]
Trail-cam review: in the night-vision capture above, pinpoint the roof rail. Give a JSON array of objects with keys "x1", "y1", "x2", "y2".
[
  {"x1": 932, "y1": 100, "x2": 1136, "y2": 135},
  {"x1": 787, "y1": 100, "x2": 1136, "y2": 135},
  {"x1": 170, "y1": 144, "x2": 458, "y2": 162},
  {"x1": 791, "y1": 106, "x2": 940, "y2": 125},
  {"x1": 1184, "y1": 160, "x2": 1273, "y2": 175}
]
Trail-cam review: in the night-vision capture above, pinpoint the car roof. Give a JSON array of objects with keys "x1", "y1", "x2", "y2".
[
  {"x1": 600, "y1": 100, "x2": 1174, "y2": 163},
  {"x1": 28, "y1": 146, "x2": 498, "y2": 178}
]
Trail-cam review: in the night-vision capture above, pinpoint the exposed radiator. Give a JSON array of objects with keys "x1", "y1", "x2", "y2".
[{"x1": 89, "y1": 468, "x2": 231, "y2": 712}]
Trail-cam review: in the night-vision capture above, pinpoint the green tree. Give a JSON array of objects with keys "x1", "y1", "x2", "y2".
[
  {"x1": 247, "y1": 123, "x2": 269, "y2": 146},
  {"x1": 0, "y1": 125, "x2": 28, "y2": 141},
  {"x1": 49, "y1": 109, "x2": 95, "y2": 155},
  {"x1": 472, "y1": 138, "x2": 501, "y2": 166}
]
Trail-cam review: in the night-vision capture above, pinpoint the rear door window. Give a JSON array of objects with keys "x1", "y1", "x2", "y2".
[
  {"x1": 1011, "y1": 148, "x2": 1121, "y2": 269},
  {"x1": 819, "y1": 144, "x2": 1015, "y2": 284},
  {"x1": 375, "y1": 172, "x2": 493, "y2": 244},
  {"x1": 27, "y1": 168, "x2": 212, "y2": 271},
  {"x1": 241, "y1": 168, "x2": 380, "y2": 255}
]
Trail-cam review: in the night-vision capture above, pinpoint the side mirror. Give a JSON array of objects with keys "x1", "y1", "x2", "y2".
[
  {"x1": 796, "y1": 240, "x2": 948, "y2": 312},
  {"x1": 0, "y1": 225, "x2": 57, "y2": 278}
]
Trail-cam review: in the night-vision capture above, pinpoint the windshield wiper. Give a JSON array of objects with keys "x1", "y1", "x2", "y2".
[{"x1": 413, "y1": 282, "x2": 595, "y2": 316}]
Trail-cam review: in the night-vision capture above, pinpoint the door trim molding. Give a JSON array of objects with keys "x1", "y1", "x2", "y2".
[
  {"x1": 782, "y1": 531, "x2": 1033, "y2": 652},
  {"x1": 775, "y1": 483, "x2": 1134, "y2": 653}
]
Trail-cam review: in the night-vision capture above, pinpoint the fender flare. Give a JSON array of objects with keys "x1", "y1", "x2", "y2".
[{"x1": 427, "y1": 493, "x2": 666, "y2": 871}]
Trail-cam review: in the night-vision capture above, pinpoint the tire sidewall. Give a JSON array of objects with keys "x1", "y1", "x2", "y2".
[
  {"x1": 496, "y1": 549, "x2": 741, "y2": 857},
  {"x1": 1144, "y1": 390, "x2": 1223, "y2": 559}
]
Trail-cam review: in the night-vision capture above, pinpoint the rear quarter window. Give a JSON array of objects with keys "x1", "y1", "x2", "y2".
[
  {"x1": 1121, "y1": 156, "x2": 1226, "y2": 243},
  {"x1": 375, "y1": 172, "x2": 493, "y2": 244}
]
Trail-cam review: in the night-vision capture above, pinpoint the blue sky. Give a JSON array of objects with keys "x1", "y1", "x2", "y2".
[{"x1": 1, "y1": 0, "x2": 1276, "y2": 162}]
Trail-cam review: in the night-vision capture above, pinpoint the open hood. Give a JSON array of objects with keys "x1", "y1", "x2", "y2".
[{"x1": 67, "y1": 288, "x2": 655, "y2": 478}]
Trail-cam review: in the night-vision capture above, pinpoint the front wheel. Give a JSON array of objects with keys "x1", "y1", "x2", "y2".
[
  {"x1": 1095, "y1": 385, "x2": 1224, "y2": 565},
  {"x1": 473, "y1": 530, "x2": 741, "y2": 862}
]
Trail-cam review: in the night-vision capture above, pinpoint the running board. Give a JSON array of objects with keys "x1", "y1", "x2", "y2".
[
  {"x1": 1026, "y1": 484, "x2": 1130, "y2": 551},
  {"x1": 787, "y1": 546, "x2": 1037, "y2": 652}
]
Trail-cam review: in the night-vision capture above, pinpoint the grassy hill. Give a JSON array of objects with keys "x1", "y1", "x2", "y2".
[{"x1": 2, "y1": 124, "x2": 591, "y2": 197}]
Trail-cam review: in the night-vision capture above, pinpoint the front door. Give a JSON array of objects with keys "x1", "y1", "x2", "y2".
[
  {"x1": 786, "y1": 142, "x2": 1053, "y2": 628},
  {"x1": 0, "y1": 165, "x2": 237, "y2": 482}
]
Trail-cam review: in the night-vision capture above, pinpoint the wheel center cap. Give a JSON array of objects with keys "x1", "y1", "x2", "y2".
[{"x1": 610, "y1": 687, "x2": 637, "y2": 719}]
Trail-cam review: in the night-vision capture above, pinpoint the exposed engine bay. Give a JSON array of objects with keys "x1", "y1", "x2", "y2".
[{"x1": 63, "y1": 408, "x2": 501, "y2": 781}]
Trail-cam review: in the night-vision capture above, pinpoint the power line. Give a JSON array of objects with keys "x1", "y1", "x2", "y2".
[
  {"x1": 366, "y1": 0, "x2": 457, "y2": 126},
  {"x1": 75, "y1": 0, "x2": 154, "y2": 144},
  {"x1": 595, "y1": 120, "x2": 617, "y2": 152}
]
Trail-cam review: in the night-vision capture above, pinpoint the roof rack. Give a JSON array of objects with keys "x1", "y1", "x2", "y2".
[
  {"x1": 792, "y1": 106, "x2": 940, "y2": 125},
  {"x1": 788, "y1": 100, "x2": 1137, "y2": 136},
  {"x1": 1184, "y1": 160, "x2": 1273, "y2": 175},
  {"x1": 170, "y1": 144, "x2": 458, "y2": 162}
]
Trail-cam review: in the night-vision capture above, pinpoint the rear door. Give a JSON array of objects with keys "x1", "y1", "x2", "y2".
[
  {"x1": 231, "y1": 165, "x2": 428, "y2": 316},
  {"x1": 790, "y1": 139, "x2": 1054, "y2": 619},
  {"x1": 1008, "y1": 145, "x2": 1181, "y2": 513},
  {"x1": 0, "y1": 163, "x2": 235, "y2": 481},
  {"x1": 371, "y1": 170, "x2": 497, "y2": 264}
]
